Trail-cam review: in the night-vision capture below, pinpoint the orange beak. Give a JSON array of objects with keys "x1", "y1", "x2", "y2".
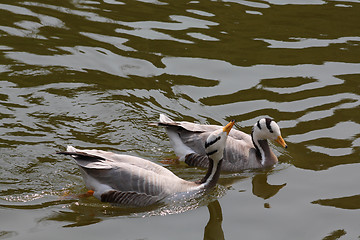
[
  {"x1": 275, "y1": 135, "x2": 287, "y2": 148},
  {"x1": 223, "y1": 120, "x2": 235, "y2": 135}
]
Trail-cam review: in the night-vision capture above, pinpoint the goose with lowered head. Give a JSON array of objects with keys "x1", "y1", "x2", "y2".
[
  {"x1": 57, "y1": 120, "x2": 235, "y2": 207},
  {"x1": 157, "y1": 114, "x2": 287, "y2": 172}
]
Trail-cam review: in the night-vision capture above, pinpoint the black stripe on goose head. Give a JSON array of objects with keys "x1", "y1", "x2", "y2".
[
  {"x1": 265, "y1": 118, "x2": 273, "y2": 133},
  {"x1": 205, "y1": 136, "x2": 221, "y2": 149},
  {"x1": 257, "y1": 120, "x2": 262, "y2": 130}
]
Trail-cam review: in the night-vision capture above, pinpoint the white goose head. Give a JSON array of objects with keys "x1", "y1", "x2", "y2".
[
  {"x1": 252, "y1": 118, "x2": 287, "y2": 148},
  {"x1": 250, "y1": 118, "x2": 287, "y2": 166},
  {"x1": 205, "y1": 120, "x2": 235, "y2": 162}
]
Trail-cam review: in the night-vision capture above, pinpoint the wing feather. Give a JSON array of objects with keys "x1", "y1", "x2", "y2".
[
  {"x1": 101, "y1": 190, "x2": 163, "y2": 207},
  {"x1": 185, "y1": 153, "x2": 210, "y2": 168},
  {"x1": 58, "y1": 147, "x2": 186, "y2": 196}
]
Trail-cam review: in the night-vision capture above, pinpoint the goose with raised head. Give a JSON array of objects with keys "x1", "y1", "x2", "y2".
[
  {"x1": 57, "y1": 120, "x2": 235, "y2": 207},
  {"x1": 157, "y1": 114, "x2": 287, "y2": 172}
]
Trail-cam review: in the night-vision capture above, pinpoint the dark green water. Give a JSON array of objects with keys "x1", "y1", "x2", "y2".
[{"x1": 0, "y1": 0, "x2": 359, "y2": 239}]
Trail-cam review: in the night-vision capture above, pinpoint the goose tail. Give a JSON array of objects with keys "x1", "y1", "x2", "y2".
[
  {"x1": 66, "y1": 145, "x2": 77, "y2": 152},
  {"x1": 159, "y1": 113, "x2": 175, "y2": 124},
  {"x1": 159, "y1": 115, "x2": 194, "y2": 160}
]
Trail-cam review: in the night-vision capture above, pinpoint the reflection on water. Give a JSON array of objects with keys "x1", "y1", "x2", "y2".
[
  {"x1": 312, "y1": 194, "x2": 360, "y2": 210},
  {"x1": 204, "y1": 200, "x2": 224, "y2": 240},
  {"x1": 1, "y1": 0, "x2": 360, "y2": 239},
  {"x1": 322, "y1": 229, "x2": 346, "y2": 240},
  {"x1": 0, "y1": 231, "x2": 18, "y2": 239},
  {"x1": 252, "y1": 172, "x2": 286, "y2": 200}
]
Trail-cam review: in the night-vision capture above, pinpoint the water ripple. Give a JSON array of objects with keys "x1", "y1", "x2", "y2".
[
  {"x1": 0, "y1": 3, "x2": 65, "y2": 40},
  {"x1": 5, "y1": 46, "x2": 162, "y2": 77},
  {"x1": 256, "y1": 37, "x2": 360, "y2": 49}
]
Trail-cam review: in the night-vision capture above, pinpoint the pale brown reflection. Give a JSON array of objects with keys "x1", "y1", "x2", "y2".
[
  {"x1": 312, "y1": 194, "x2": 360, "y2": 210},
  {"x1": 42, "y1": 200, "x2": 163, "y2": 227},
  {"x1": 218, "y1": 170, "x2": 286, "y2": 201},
  {"x1": 322, "y1": 229, "x2": 346, "y2": 240},
  {"x1": 252, "y1": 172, "x2": 286, "y2": 200},
  {"x1": 204, "y1": 200, "x2": 225, "y2": 240},
  {"x1": 0, "y1": 230, "x2": 18, "y2": 239}
]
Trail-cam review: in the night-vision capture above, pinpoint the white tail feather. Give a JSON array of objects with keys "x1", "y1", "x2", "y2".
[
  {"x1": 166, "y1": 130, "x2": 194, "y2": 161},
  {"x1": 66, "y1": 145, "x2": 77, "y2": 152},
  {"x1": 159, "y1": 114, "x2": 175, "y2": 124}
]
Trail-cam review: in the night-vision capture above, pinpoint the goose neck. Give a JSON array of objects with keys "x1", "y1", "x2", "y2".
[
  {"x1": 199, "y1": 158, "x2": 223, "y2": 189},
  {"x1": 251, "y1": 132, "x2": 271, "y2": 166}
]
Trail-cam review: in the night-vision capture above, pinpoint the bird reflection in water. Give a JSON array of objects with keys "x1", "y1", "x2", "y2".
[
  {"x1": 203, "y1": 171, "x2": 286, "y2": 239},
  {"x1": 219, "y1": 170, "x2": 286, "y2": 208},
  {"x1": 204, "y1": 200, "x2": 225, "y2": 240},
  {"x1": 251, "y1": 172, "x2": 286, "y2": 208}
]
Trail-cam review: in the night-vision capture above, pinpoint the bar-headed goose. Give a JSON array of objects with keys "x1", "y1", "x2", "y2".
[
  {"x1": 157, "y1": 114, "x2": 287, "y2": 172},
  {"x1": 57, "y1": 120, "x2": 234, "y2": 207}
]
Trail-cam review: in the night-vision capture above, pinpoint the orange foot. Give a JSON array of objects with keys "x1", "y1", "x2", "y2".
[
  {"x1": 159, "y1": 158, "x2": 180, "y2": 165},
  {"x1": 59, "y1": 190, "x2": 94, "y2": 200},
  {"x1": 78, "y1": 190, "x2": 94, "y2": 198}
]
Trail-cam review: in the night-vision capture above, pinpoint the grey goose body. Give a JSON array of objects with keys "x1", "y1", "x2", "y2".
[{"x1": 157, "y1": 114, "x2": 287, "y2": 172}]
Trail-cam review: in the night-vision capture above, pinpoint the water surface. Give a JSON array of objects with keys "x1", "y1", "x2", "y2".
[{"x1": 0, "y1": 0, "x2": 359, "y2": 239}]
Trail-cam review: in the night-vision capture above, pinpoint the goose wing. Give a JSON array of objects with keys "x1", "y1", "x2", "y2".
[
  {"x1": 158, "y1": 114, "x2": 251, "y2": 140},
  {"x1": 66, "y1": 146, "x2": 178, "y2": 178},
  {"x1": 100, "y1": 190, "x2": 161, "y2": 207},
  {"x1": 222, "y1": 137, "x2": 262, "y2": 171},
  {"x1": 158, "y1": 113, "x2": 221, "y2": 133}
]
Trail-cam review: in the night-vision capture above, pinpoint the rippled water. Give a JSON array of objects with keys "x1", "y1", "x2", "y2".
[{"x1": 0, "y1": 0, "x2": 359, "y2": 239}]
